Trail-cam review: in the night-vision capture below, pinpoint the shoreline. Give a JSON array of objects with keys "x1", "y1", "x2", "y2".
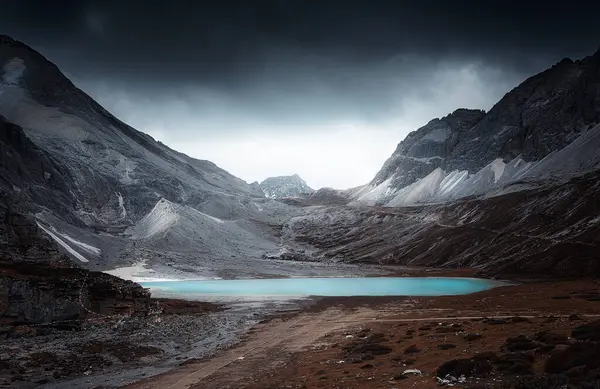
[
  {"x1": 4, "y1": 270, "x2": 598, "y2": 389},
  {"x1": 123, "y1": 278, "x2": 600, "y2": 389}
]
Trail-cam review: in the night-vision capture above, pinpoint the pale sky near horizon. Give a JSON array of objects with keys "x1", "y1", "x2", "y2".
[{"x1": 78, "y1": 60, "x2": 524, "y2": 189}]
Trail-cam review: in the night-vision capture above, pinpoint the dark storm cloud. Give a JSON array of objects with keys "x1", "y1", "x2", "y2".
[
  {"x1": 3, "y1": 0, "x2": 600, "y2": 83},
  {"x1": 2, "y1": 1, "x2": 600, "y2": 188}
]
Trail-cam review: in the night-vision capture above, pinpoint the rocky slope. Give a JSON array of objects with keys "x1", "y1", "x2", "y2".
[
  {"x1": 258, "y1": 174, "x2": 314, "y2": 199},
  {"x1": 279, "y1": 49, "x2": 600, "y2": 278},
  {"x1": 283, "y1": 169, "x2": 600, "y2": 278},
  {"x1": 0, "y1": 35, "x2": 300, "y2": 278},
  {"x1": 0, "y1": 194, "x2": 150, "y2": 329},
  {"x1": 353, "y1": 50, "x2": 600, "y2": 206}
]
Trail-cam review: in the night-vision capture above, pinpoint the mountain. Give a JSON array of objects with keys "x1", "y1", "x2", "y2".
[
  {"x1": 278, "y1": 49, "x2": 600, "y2": 278},
  {"x1": 352, "y1": 50, "x2": 600, "y2": 206},
  {"x1": 284, "y1": 168, "x2": 600, "y2": 278},
  {"x1": 0, "y1": 35, "x2": 298, "y2": 279},
  {"x1": 259, "y1": 174, "x2": 314, "y2": 199},
  {"x1": 2, "y1": 34, "x2": 600, "y2": 284}
]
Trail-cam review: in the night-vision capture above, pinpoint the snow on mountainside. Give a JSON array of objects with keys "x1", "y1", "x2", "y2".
[
  {"x1": 0, "y1": 35, "x2": 299, "y2": 277},
  {"x1": 353, "y1": 50, "x2": 600, "y2": 206},
  {"x1": 259, "y1": 174, "x2": 314, "y2": 199}
]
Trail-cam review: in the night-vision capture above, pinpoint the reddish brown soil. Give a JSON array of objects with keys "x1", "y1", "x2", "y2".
[
  {"x1": 151, "y1": 298, "x2": 222, "y2": 315},
  {"x1": 125, "y1": 280, "x2": 600, "y2": 389}
]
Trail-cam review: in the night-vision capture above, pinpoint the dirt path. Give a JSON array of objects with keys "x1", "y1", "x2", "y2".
[
  {"x1": 123, "y1": 307, "x2": 375, "y2": 389},
  {"x1": 123, "y1": 306, "x2": 600, "y2": 389}
]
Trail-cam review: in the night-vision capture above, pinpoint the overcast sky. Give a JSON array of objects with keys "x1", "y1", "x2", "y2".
[{"x1": 2, "y1": 1, "x2": 600, "y2": 189}]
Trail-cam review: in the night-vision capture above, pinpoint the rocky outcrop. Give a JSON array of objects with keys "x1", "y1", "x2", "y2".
[
  {"x1": 371, "y1": 50, "x2": 600, "y2": 195},
  {"x1": 0, "y1": 197, "x2": 150, "y2": 329},
  {"x1": 0, "y1": 262, "x2": 150, "y2": 329},
  {"x1": 372, "y1": 109, "x2": 486, "y2": 189},
  {"x1": 259, "y1": 174, "x2": 314, "y2": 199}
]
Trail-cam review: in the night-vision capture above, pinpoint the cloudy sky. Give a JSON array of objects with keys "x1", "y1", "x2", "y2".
[{"x1": 2, "y1": 1, "x2": 599, "y2": 189}]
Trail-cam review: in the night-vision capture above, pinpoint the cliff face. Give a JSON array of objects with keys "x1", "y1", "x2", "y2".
[
  {"x1": 0, "y1": 195, "x2": 150, "y2": 329},
  {"x1": 371, "y1": 109, "x2": 486, "y2": 189},
  {"x1": 0, "y1": 262, "x2": 150, "y2": 329}
]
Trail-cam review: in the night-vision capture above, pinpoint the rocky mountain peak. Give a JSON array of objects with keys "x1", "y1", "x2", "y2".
[{"x1": 259, "y1": 174, "x2": 314, "y2": 199}]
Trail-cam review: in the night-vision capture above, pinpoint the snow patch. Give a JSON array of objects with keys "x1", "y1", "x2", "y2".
[
  {"x1": 490, "y1": 158, "x2": 506, "y2": 183},
  {"x1": 36, "y1": 222, "x2": 89, "y2": 263},
  {"x1": 57, "y1": 232, "x2": 101, "y2": 256},
  {"x1": 117, "y1": 192, "x2": 127, "y2": 218},
  {"x1": 353, "y1": 176, "x2": 396, "y2": 205},
  {"x1": 129, "y1": 198, "x2": 179, "y2": 239},
  {"x1": 386, "y1": 168, "x2": 445, "y2": 206},
  {"x1": 438, "y1": 170, "x2": 469, "y2": 196}
]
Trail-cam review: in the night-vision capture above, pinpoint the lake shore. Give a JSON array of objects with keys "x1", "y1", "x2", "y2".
[
  {"x1": 3, "y1": 270, "x2": 599, "y2": 389},
  {"x1": 123, "y1": 278, "x2": 600, "y2": 389}
]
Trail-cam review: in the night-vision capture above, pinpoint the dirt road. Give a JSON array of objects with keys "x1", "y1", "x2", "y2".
[{"x1": 123, "y1": 307, "x2": 379, "y2": 389}]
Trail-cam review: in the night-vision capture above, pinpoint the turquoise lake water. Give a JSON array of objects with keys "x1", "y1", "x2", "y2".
[{"x1": 140, "y1": 277, "x2": 501, "y2": 297}]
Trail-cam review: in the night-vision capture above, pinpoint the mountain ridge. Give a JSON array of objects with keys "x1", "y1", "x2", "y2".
[
  {"x1": 352, "y1": 49, "x2": 600, "y2": 206},
  {"x1": 0, "y1": 34, "x2": 298, "y2": 278}
]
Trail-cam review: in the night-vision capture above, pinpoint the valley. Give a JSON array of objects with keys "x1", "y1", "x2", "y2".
[{"x1": 1, "y1": 33, "x2": 599, "y2": 389}]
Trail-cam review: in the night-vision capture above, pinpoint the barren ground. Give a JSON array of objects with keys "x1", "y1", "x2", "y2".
[{"x1": 124, "y1": 279, "x2": 600, "y2": 389}]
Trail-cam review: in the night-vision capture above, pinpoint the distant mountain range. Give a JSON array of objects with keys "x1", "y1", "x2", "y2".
[{"x1": 258, "y1": 174, "x2": 314, "y2": 199}]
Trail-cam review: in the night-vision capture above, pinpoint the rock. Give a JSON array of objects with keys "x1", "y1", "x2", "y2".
[
  {"x1": 572, "y1": 320, "x2": 600, "y2": 341},
  {"x1": 495, "y1": 352, "x2": 535, "y2": 375},
  {"x1": 534, "y1": 331, "x2": 569, "y2": 346},
  {"x1": 392, "y1": 373, "x2": 409, "y2": 380},
  {"x1": 435, "y1": 327, "x2": 458, "y2": 334},
  {"x1": 436, "y1": 353, "x2": 497, "y2": 378},
  {"x1": 404, "y1": 345, "x2": 421, "y2": 354},
  {"x1": 502, "y1": 335, "x2": 541, "y2": 352},
  {"x1": 463, "y1": 333, "x2": 483, "y2": 342},
  {"x1": 259, "y1": 174, "x2": 314, "y2": 199},
  {"x1": 343, "y1": 334, "x2": 393, "y2": 361},
  {"x1": 400, "y1": 369, "x2": 423, "y2": 376},
  {"x1": 504, "y1": 374, "x2": 570, "y2": 389},
  {"x1": 436, "y1": 374, "x2": 466, "y2": 386},
  {"x1": 545, "y1": 342, "x2": 600, "y2": 375},
  {"x1": 438, "y1": 343, "x2": 456, "y2": 350}
]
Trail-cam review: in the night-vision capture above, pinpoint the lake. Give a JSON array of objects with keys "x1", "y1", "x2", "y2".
[{"x1": 140, "y1": 277, "x2": 503, "y2": 297}]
